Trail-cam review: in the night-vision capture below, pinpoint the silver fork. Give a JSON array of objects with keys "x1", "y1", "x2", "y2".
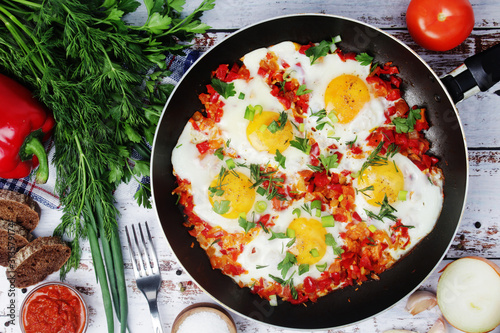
[{"x1": 125, "y1": 222, "x2": 164, "y2": 333}]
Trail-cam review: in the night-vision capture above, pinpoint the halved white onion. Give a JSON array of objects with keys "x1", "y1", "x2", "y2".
[{"x1": 437, "y1": 256, "x2": 500, "y2": 333}]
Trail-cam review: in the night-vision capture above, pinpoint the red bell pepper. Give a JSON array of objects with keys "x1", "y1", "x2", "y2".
[{"x1": 0, "y1": 74, "x2": 55, "y2": 183}]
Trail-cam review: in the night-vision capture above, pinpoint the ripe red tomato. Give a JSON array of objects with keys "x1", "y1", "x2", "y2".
[{"x1": 406, "y1": 0, "x2": 475, "y2": 51}]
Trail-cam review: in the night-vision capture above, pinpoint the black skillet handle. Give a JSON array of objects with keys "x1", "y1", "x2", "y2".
[{"x1": 441, "y1": 43, "x2": 500, "y2": 103}]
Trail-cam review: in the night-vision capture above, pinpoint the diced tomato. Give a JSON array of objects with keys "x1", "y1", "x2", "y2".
[
  {"x1": 196, "y1": 141, "x2": 210, "y2": 155},
  {"x1": 303, "y1": 276, "x2": 317, "y2": 293}
]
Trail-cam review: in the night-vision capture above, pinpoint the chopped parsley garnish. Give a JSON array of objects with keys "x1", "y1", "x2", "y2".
[
  {"x1": 239, "y1": 215, "x2": 256, "y2": 233},
  {"x1": 277, "y1": 252, "x2": 297, "y2": 278},
  {"x1": 268, "y1": 230, "x2": 288, "y2": 240},
  {"x1": 325, "y1": 233, "x2": 344, "y2": 256},
  {"x1": 267, "y1": 111, "x2": 288, "y2": 133},
  {"x1": 392, "y1": 108, "x2": 422, "y2": 133},
  {"x1": 214, "y1": 147, "x2": 224, "y2": 160},
  {"x1": 298, "y1": 263, "x2": 309, "y2": 275},
  {"x1": 212, "y1": 199, "x2": 230, "y2": 215},
  {"x1": 290, "y1": 136, "x2": 311, "y2": 154},
  {"x1": 274, "y1": 149, "x2": 286, "y2": 169},
  {"x1": 355, "y1": 52, "x2": 374, "y2": 66},
  {"x1": 319, "y1": 153, "x2": 339, "y2": 170},
  {"x1": 211, "y1": 78, "x2": 236, "y2": 99},
  {"x1": 364, "y1": 194, "x2": 398, "y2": 222},
  {"x1": 296, "y1": 84, "x2": 312, "y2": 96},
  {"x1": 305, "y1": 39, "x2": 338, "y2": 64}
]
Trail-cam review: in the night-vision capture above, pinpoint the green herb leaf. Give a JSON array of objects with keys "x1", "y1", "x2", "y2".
[
  {"x1": 213, "y1": 200, "x2": 231, "y2": 215},
  {"x1": 298, "y1": 263, "x2": 309, "y2": 275},
  {"x1": 214, "y1": 147, "x2": 224, "y2": 160},
  {"x1": 392, "y1": 108, "x2": 422, "y2": 133},
  {"x1": 296, "y1": 84, "x2": 312, "y2": 96},
  {"x1": 269, "y1": 230, "x2": 288, "y2": 240},
  {"x1": 274, "y1": 149, "x2": 286, "y2": 169},
  {"x1": 211, "y1": 78, "x2": 236, "y2": 99},
  {"x1": 305, "y1": 40, "x2": 333, "y2": 64},
  {"x1": 290, "y1": 136, "x2": 310, "y2": 154},
  {"x1": 355, "y1": 52, "x2": 374, "y2": 66},
  {"x1": 239, "y1": 216, "x2": 256, "y2": 233},
  {"x1": 277, "y1": 252, "x2": 297, "y2": 278}
]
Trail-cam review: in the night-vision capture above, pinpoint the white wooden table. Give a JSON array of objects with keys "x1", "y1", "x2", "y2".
[{"x1": 2, "y1": 1, "x2": 500, "y2": 332}]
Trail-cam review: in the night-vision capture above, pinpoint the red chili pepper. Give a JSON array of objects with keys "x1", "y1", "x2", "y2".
[{"x1": 0, "y1": 74, "x2": 55, "y2": 183}]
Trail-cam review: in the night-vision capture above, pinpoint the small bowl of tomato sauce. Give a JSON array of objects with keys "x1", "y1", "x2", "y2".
[{"x1": 20, "y1": 282, "x2": 88, "y2": 333}]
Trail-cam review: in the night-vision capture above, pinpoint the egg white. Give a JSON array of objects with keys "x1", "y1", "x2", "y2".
[{"x1": 171, "y1": 40, "x2": 444, "y2": 289}]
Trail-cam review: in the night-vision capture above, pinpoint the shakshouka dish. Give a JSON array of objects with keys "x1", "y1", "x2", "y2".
[{"x1": 171, "y1": 39, "x2": 444, "y2": 304}]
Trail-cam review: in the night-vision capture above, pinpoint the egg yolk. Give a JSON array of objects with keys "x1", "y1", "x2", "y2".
[
  {"x1": 324, "y1": 74, "x2": 370, "y2": 124},
  {"x1": 208, "y1": 171, "x2": 256, "y2": 219},
  {"x1": 288, "y1": 217, "x2": 327, "y2": 265},
  {"x1": 357, "y1": 162, "x2": 404, "y2": 206},
  {"x1": 246, "y1": 111, "x2": 294, "y2": 153}
]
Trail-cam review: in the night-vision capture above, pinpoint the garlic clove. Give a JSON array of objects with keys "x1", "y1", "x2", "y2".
[
  {"x1": 427, "y1": 317, "x2": 447, "y2": 333},
  {"x1": 405, "y1": 290, "x2": 437, "y2": 315}
]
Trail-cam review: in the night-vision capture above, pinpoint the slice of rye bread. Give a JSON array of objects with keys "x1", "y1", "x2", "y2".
[
  {"x1": 6, "y1": 236, "x2": 71, "y2": 288},
  {"x1": 0, "y1": 220, "x2": 33, "y2": 267},
  {"x1": 0, "y1": 189, "x2": 41, "y2": 231}
]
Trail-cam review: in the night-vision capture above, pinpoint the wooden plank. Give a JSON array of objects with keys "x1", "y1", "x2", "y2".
[{"x1": 127, "y1": 0, "x2": 500, "y2": 30}]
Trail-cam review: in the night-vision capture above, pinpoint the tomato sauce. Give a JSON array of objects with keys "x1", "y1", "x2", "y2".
[{"x1": 22, "y1": 283, "x2": 87, "y2": 333}]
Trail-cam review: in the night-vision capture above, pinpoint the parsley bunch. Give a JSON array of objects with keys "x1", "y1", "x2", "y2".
[{"x1": 0, "y1": 0, "x2": 214, "y2": 332}]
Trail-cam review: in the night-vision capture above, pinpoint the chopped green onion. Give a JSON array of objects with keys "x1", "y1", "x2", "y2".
[
  {"x1": 238, "y1": 92, "x2": 245, "y2": 100},
  {"x1": 368, "y1": 224, "x2": 377, "y2": 233},
  {"x1": 328, "y1": 112, "x2": 338, "y2": 123},
  {"x1": 259, "y1": 124, "x2": 268, "y2": 132},
  {"x1": 256, "y1": 187, "x2": 267, "y2": 196},
  {"x1": 306, "y1": 145, "x2": 312, "y2": 155},
  {"x1": 225, "y1": 158, "x2": 236, "y2": 169},
  {"x1": 315, "y1": 209, "x2": 321, "y2": 217},
  {"x1": 332, "y1": 35, "x2": 342, "y2": 43},
  {"x1": 255, "y1": 200, "x2": 267, "y2": 213},
  {"x1": 398, "y1": 190, "x2": 408, "y2": 201},
  {"x1": 286, "y1": 228, "x2": 296, "y2": 238},
  {"x1": 321, "y1": 215, "x2": 335, "y2": 227},
  {"x1": 254, "y1": 105, "x2": 263, "y2": 114},
  {"x1": 316, "y1": 262, "x2": 328, "y2": 272},
  {"x1": 292, "y1": 208, "x2": 301, "y2": 218},
  {"x1": 269, "y1": 294, "x2": 278, "y2": 306},
  {"x1": 299, "y1": 123, "x2": 305, "y2": 132},
  {"x1": 311, "y1": 200, "x2": 322, "y2": 210},
  {"x1": 338, "y1": 194, "x2": 344, "y2": 202},
  {"x1": 310, "y1": 248, "x2": 319, "y2": 257},
  {"x1": 244, "y1": 105, "x2": 255, "y2": 120}
]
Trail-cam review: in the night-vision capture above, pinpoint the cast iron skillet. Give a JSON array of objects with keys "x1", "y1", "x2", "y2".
[{"x1": 151, "y1": 14, "x2": 498, "y2": 330}]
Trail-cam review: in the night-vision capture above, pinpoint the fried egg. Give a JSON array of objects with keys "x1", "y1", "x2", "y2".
[{"x1": 171, "y1": 40, "x2": 444, "y2": 301}]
